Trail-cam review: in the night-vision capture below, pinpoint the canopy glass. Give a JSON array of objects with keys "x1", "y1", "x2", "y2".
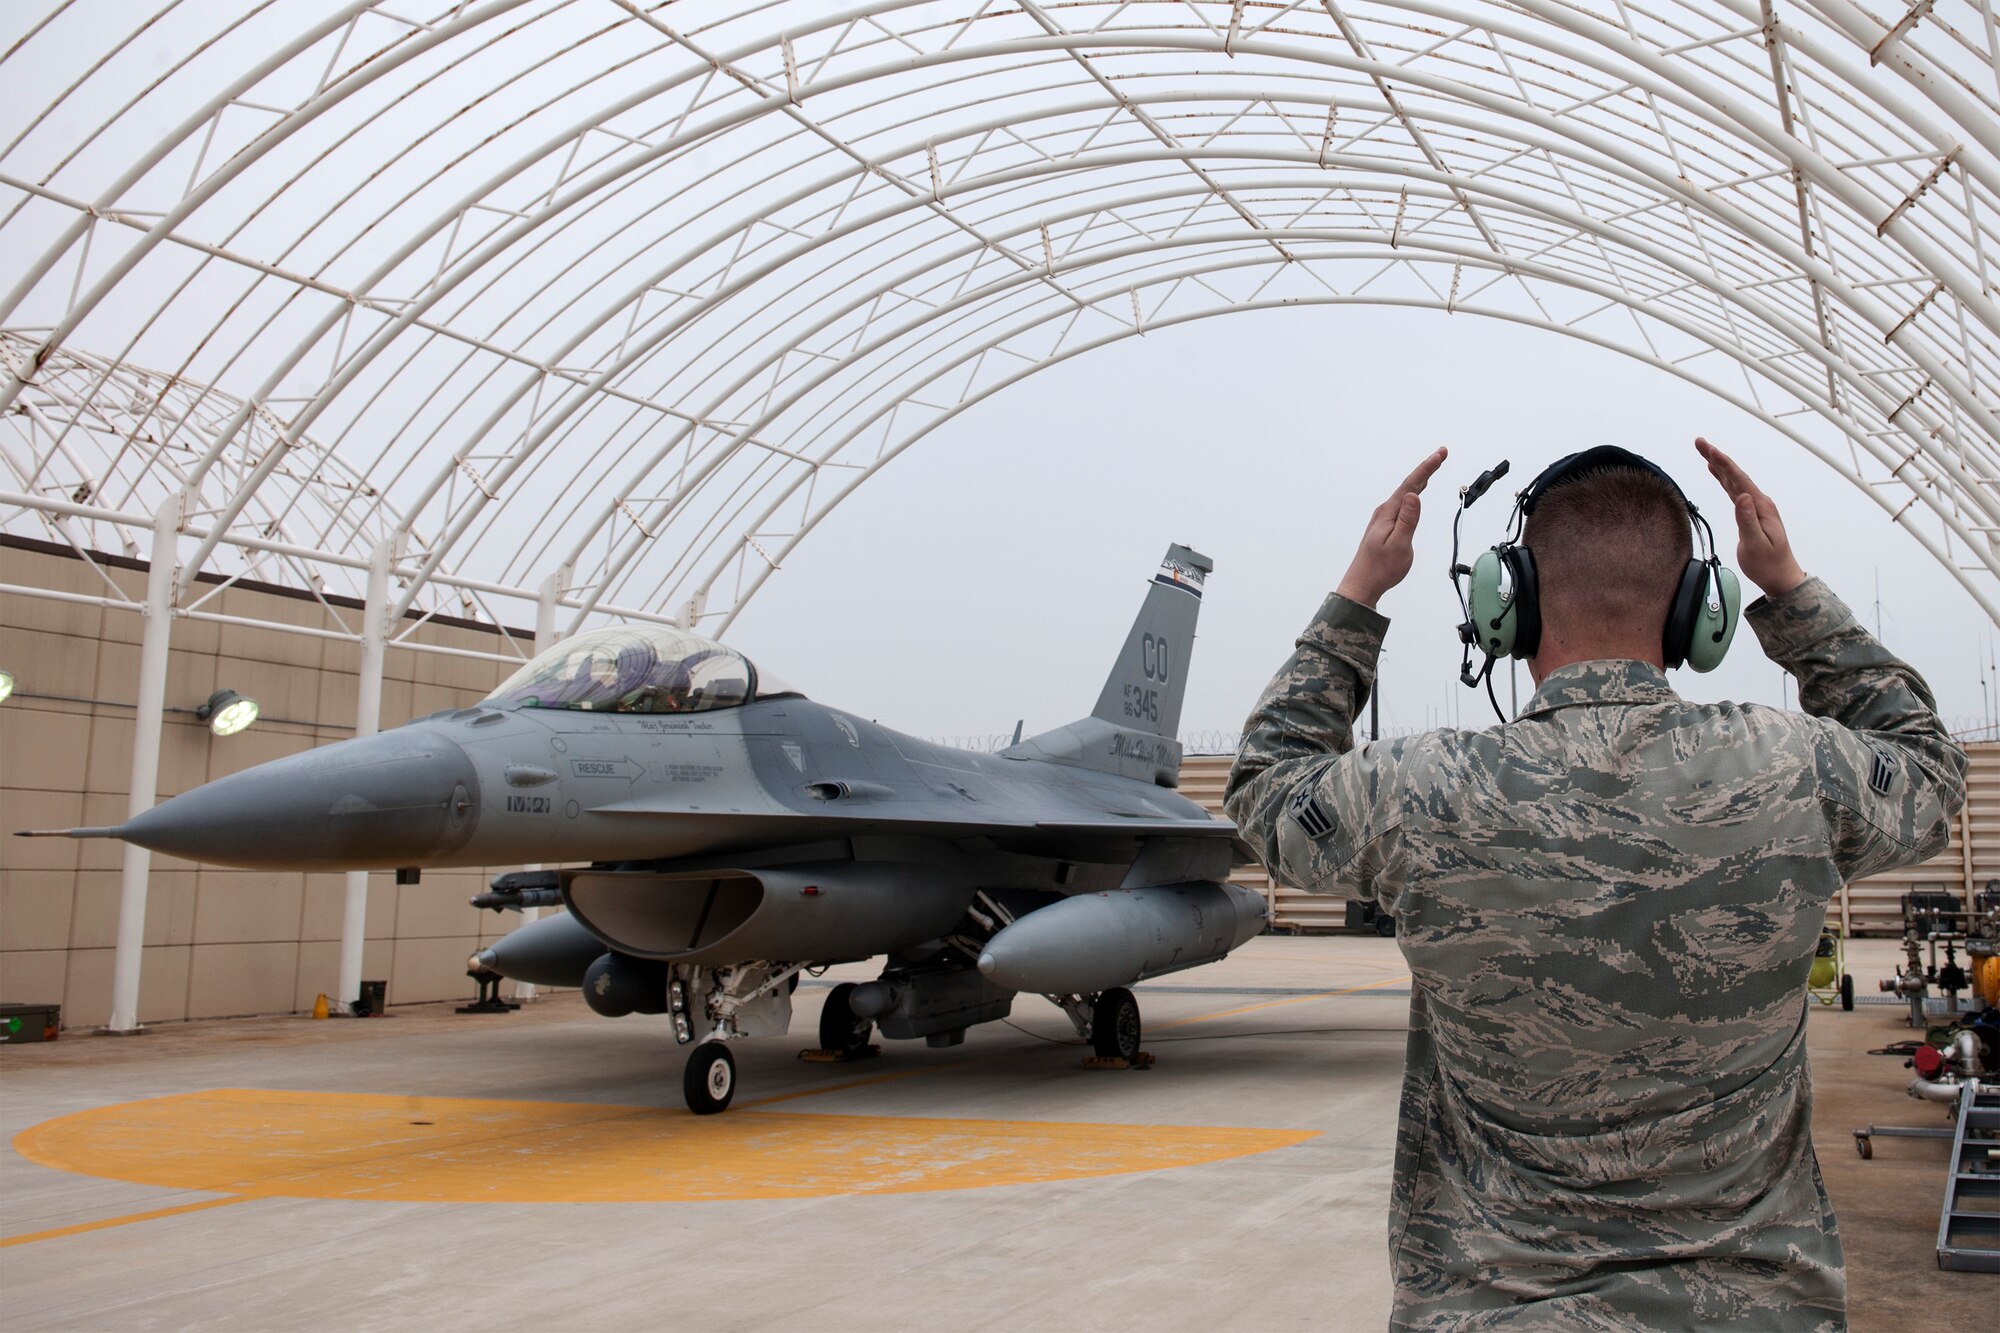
[{"x1": 485, "y1": 627, "x2": 758, "y2": 714}]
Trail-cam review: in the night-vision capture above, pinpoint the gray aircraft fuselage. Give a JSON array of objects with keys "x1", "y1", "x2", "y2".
[
  {"x1": 110, "y1": 692, "x2": 1217, "y2": 878},
  {"x1": 32, "y1": 542, "x2": 1265, "y2": 1112}
]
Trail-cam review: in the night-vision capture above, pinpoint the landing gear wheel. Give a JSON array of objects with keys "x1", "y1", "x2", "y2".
[
  {"x1": 819, "y1": 982, "x2": 873, "y2": 1054},
  {"x1": 1839, "y1": 974, "x2": 1855, "y2": 1011},
  {"x1": 683, "y1": 1041, "x2": 736, "y2": 1115},
  {"x1": 1092, "y1": 988, "x2": 1142, "y2": 1063}
]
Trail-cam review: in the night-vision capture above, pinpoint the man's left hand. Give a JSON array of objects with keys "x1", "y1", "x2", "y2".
[{"x1": 1336, "y1": 447, "x2": 1447, "y2": 609}]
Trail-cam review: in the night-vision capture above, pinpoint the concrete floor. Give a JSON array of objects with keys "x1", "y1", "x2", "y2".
[{"x1": 0, "y1": 935, "x2": 1989, "y2": 1331}]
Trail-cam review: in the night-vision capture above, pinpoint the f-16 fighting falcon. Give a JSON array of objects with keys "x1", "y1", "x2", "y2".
[{"x1": 27, "y1": 545, "x2": 1263, "y2": 1113}]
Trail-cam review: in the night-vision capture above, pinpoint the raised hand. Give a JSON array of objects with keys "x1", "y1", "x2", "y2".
[
  {"x1": 1695, "y1": 438, "x2": 1806, "y2": 599},
  {"x1": 1336, "y1": 447, "x2": 1448, "y2": 609}
]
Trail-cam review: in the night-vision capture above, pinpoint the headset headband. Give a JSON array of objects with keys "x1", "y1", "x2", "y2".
[
  {"x1": 1450, "y1": 443, "x2": 1739, "y2": 719},
  {"x1": 1518, "y1": 445, "x2": 1693, "y2": 518}
]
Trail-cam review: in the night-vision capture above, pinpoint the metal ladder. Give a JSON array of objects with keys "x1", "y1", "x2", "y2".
[{"x1": 1937, "y1": 1079, "x2": 2000, "y2": 1272}]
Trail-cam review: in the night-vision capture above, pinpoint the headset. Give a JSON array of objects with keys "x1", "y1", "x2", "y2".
[{"x1": 1447, "y1": 445, "x2": 1740, "y2": 721}]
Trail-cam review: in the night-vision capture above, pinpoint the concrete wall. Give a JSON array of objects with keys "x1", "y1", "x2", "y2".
[{"x1": 1, "y1": 540, "x2": 542, "y2": 1027}]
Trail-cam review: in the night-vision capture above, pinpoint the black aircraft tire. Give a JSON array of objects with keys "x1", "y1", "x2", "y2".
[
  {"x1": 1092, "y1": 988, "x2": 1142, "y2": 1062},
  {"x1": 1840, "y1": 974, "x2": 1855, "y2": 1011},
  {"x1": 819, "y1": 982, "x2": 873, "y2": 1053},
  {"x1": 684, "y1": 1042, "x2": 736, "y2": 1115}
]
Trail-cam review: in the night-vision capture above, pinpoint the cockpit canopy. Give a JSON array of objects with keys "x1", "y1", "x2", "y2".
[{"x1": 484, "y1": 626, "x2": 778, "y2": 715}]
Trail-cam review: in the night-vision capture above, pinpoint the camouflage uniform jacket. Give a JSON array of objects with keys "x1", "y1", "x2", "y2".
[{"x1": 1225, "y1": 577, "x2": 1965, "y2": 1332}]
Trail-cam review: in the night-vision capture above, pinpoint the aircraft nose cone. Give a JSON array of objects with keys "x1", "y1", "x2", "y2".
[{"x1": 119, "y1": 727, "x2": 480, "y2": 870}]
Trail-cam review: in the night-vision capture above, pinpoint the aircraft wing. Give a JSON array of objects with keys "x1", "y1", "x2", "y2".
[
  {"x1": 1029, "y1": 817, "x2": 1234, "y2": 838},
  {"x1": 585, "y1": 802, "x2": 1238, "y2": 861}
]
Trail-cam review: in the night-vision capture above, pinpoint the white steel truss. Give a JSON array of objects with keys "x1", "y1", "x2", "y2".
[{"x1": 3, "y1": 0, "x2": 2000, "y2": 634}]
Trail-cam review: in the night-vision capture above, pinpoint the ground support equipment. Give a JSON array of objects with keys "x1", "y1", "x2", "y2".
[{"x1": 1936, "y1": 1080, "x2": 1999, "y2": 1272}]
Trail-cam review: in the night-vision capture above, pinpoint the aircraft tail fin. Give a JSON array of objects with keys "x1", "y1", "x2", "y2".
[
  {"x1": 1090, "y1": 543, "x2": 1210, "y2": 740},
  {"x1": 1005, "y1": 544, "x2": 1211, "y2": 787}
]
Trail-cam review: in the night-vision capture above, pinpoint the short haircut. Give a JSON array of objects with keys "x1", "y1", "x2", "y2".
[{"x1": 1523, "y1": 465, "x2": 1692, "y2": 646}]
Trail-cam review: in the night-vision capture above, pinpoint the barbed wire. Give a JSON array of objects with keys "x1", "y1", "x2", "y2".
[
  {"x1": 926, "y1": 719, "x2": 2000, "y2": 755},
  {"x1": 922, "y1": 734, "x2": 1019, "y2": 753},
  {"x1": 919, "y1": 727, "x2": 1440, "y2": 754}
]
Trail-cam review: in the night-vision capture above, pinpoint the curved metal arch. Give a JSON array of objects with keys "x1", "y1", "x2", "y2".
[
  {"x1": 632, "y1": 162, "x2": 1976, "y2": 540},
  {"x1": 646, "y1": 234, "x2": 2000, "y2": 632},
  {"x1": 0, "y1": 330, "x2": 430, "y2": 599},
  {"x1": 640, "y1": 200, "x2": 2000, "y2": 620},
  {"x1": 414, "y1": 42, "x2": 1992, "y2": 564},
  {"x1": 34, "y1": 1, "x2": 684, "y2": 564},
  {"x1": 544, "y1": 159, "x2": 1997, "y2": 629},
  {"x1": 2, "y1": 0, "x2": 1996, "y2": 641},
  {"x1": 0, "y1": 0, "x2": 383, "y2": 329},
  {"x1": 470, "y1": 140, "x2": 1970, "y2": 626},
  {"x1": 159, "y1": 21, "x2": 2000, "y2": 587},
  {"x1": 5, "y1": 0, "x2": 718, "y2": 583},
  {"x1": 380, "y1": 43, "x2": 2000, "y2": 615},
  {"x1": 450, "y1": 84, "x2": 1952, "y2": 588},
  {"x1": 704, "y1": 290, "x2": 2000, "y2": 631}
]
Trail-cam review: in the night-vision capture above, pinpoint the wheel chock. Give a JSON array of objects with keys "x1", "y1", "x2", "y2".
[
  {"x1": 1082, "y1": 1051, "x2": 1155, "y2": 1070},
  {"x1": 798, "y1": 1044, "x2": 881, "y2": 1063}
]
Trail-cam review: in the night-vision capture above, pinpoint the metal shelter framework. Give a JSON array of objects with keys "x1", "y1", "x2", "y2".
[{"x1": 4, "y1": 0, "x2": 2000, "y2": 1026}]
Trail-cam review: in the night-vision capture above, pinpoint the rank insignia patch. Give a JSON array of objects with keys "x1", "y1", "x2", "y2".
[
  {"x1": 1290, "y1": 785, "x2": 1334, "y2": 839},
  {"x1": 1869, "y1": 750, "x2": 1896, "y2": 797}
]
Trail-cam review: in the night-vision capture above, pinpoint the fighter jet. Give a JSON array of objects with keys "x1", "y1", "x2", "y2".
[{"x1": 27, "y1": 544, "x2": 1264, "y2": 1112}]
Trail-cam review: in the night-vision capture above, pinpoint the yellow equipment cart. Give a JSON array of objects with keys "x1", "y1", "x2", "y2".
[{"x1": 1808, "y1": 925, "x2": 1855, "y2": 1010}]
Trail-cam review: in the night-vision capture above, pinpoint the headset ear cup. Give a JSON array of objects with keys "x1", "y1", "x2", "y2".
[
  {"x1": 1467, "y1": 549, "x2": 1516, "y2": 659},
  {"x1": 1510, "y1": 546, "x2": 1541, "y2": 660},
  {"x1": 1663, "y1": 559, "x2": 1706, "y2": 669},
  {"x1": 1685, "y1": 566, "x2": 1741, "y2": 673}
]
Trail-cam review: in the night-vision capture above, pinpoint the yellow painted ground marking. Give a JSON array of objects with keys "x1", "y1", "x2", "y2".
[
  {"x1": 13, "y1": 1089, "x2": 1316, "y2": 1206},
  {"x1": 0, "y1": 1196, "x2": 252, "y2": 1250},
  {"x1": 2, "y1": 984, "x2": 1382, "y2": 1244},
  {"x1": 1150, "y1": 974, "x2": 1412, "y2": 1030}
]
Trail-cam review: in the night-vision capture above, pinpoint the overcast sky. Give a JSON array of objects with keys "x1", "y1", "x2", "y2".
[{"x1": 727, "y1": 303, "x2": 2000, "y2": 749}]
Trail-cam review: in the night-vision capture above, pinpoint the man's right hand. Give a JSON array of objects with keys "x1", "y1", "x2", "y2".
[
  {"x1": 1696, "y1": 438, "x2": 1807, "y2": 600},
  {"x1": 1334, "y1": 447, "x2": 1448, "y2": 609}
]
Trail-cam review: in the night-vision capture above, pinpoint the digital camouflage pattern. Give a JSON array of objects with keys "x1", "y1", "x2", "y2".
[{"x1": 1226, "y1": 576, "x2": 1965, "y2": 1332}]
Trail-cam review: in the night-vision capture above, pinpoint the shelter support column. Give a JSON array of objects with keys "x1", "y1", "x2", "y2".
[
  {"x1": 336, "y1": 538, "x2": 391, "y2": 1014},
  {"x1": 105, "y1": 493, "x2": 181, "y2": 1033}
]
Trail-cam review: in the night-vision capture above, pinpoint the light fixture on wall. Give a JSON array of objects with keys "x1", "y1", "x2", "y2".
[
  {"x1": 0, "y1": 669, "x2": 12, "y2": 703},
  {"x1": 197, "y1": 688, "x2": 259, "y2": 737}
]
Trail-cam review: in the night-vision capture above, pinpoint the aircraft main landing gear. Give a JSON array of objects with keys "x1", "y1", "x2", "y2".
[
  {"x1": 683, "y1": 1041, "x2": 736, "y2": 1115},
  {"x1": 816, "y1": 982, "x2": 877, "y2": 1057},
  {"x1": 1051, "y1": 987, "x2": 1153, "y2": 1068},
  {"x1": 1092, "y1": 987, "x2": 1142, "y2": 1063}
]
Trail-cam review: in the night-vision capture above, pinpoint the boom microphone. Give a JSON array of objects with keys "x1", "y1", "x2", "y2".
[{"x1": 1461, "y1": 459, "x2": 1510, "y2": 508}]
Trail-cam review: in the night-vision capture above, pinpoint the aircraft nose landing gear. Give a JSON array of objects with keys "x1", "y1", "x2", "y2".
[
  {"x1": 684, "y1": 1041, "x2": 736, "y2": 1115},
  {"x1": 672, "y1": 962, "x2": 797, "y2": 1114}
]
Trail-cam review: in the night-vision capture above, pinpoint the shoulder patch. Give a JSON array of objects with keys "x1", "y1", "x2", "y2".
[
  {"x1": 1869, "y1": 749, "x2": 1896, "y2": 797},
  {"x1": 1289, "y1": 784, "x2": 1334, "y2": 839}
]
